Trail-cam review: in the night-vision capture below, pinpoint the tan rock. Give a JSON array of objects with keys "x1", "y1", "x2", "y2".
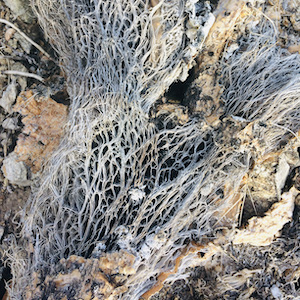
[
  {"x1": 232, "y1": 187, "x2": 297, "y2": 246},
  {"x1": 12, "y1": 90, "x2": 68, "y2": 174},
  {"x1": 4, "y1": 28, "x2": 16, "y2": 41},
  {"x1": 3, "y1": 0, "x2": 35, "y2": 23},
  {"x1": 288, "y1": 44, "x2": 300, "y2": 54},
  {"x1": 290, "y1": 14, "x2": 300, "y2": 31}
]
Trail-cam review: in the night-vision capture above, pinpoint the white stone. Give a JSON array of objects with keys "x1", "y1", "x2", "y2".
[
  {"x1": 270, "y1": 285, "x2": 283, "y2": 300},
  {"x1": 11, "y1": 62, "x2": 27, "y2": 91},
  {"x1": 275, "y1": 156, "x2": 290, "y2": 197},
  {"x1": 129, "y1": 186, "x2": 146, "y2": 203},
  {"x1": 2, "y1": 117, "x2": 19, "y2": 130},
  {"x1": 224, "y1": 43, "x2": 239, "y2": 60},
  {"x1": 3, "y1": 0, "x2": 35, "y2": 23},
  {"x1": 2, "y1": 153, "x2": 31, "y2": 186},
  {"x1": 0, "y1": 82, "x2": 17, "y2": 113},
  {"x1": 14, "y1": 32, "x2": 32, "y2": 54},
  {"x1": 0, "y1": 226, "x2": 4, "y2": 240}
]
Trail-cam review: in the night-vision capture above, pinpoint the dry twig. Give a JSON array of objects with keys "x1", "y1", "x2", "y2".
[
  {"x1": 0, "y1": 18, "x2": 53, "y2": 60},
  {"x1": 1, "y1": 70, "x2": 44, "y2": 82}
]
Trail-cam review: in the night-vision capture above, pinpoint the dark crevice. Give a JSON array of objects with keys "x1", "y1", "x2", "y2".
[
  {"x1": 0, "y1": 265, "x2": 12, "y2": 300},
  {"x1": 50, "y1": 88, "x2": 70, "y2": 105},
  {"x1": 209, "y1": 0, "x2": 220, "y2": 10},
  {"x1": 164, "y1": 66, "x2": 197, "y2": 103}
]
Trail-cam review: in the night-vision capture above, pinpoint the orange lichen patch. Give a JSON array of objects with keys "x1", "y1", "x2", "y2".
[
  {"x1": 141, "y1": 242, "x2": 221, "y2": 300},
  {"x1": 25, "y1": 251, "x2": 136, "y2": 300},
  {"x1": 13, "y1": 90, "x2": 68, "y2": 173},
  {"x1": 232, "y1": 187, "x2": 297, "y2": 247}
]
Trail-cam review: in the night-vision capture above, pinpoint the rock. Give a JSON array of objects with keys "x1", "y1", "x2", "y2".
[
  {"x1": 0, "y1": 58, "x2": 14, "y2": 97},
  {"x1": 1, "y1": 134, "x2": 12, "y2": 157},
  {"x1": 288, "y1": 44, "x2": 300, "y2": 54},
  {"x1": 7, "y1": 36, "x2": 18, "y2": 49},
  {"x1": 13, "y1": 90, "x2": 68, "y2": 173},
  {"x1": 3, "y1": 0, "x2": 35, "y2": 24},
  {"x1": 0, "y1": 82, "x2": 18, "y2": 113},
  {"x1": 275, "y1": 156, "x2": 290, "y2": 197},
  {"x1": 2, "y1": 117, "x2": 19, "y2": 130},
  {"x1": 5, "y1": 28, "x2": 16, "y2": 41},
  {"x1": 290, "y1": 14, "x2": 300, "y2": 32},
  {"x1": 0, "y1": 226, "x2": 4, "y2": 240},
  {"x1": 265, "y1": 6, "x2": 281, "y2": 21},
  {"x1": 11, "y1": 62, "x2": 27, "y2": 91},
  {"x1": 155, "y1": 103, "x2": 189, "y2": 125},
  {"x1": 14, "y1": 32, "x2": 32, "y2": 54},
  {"x1": 270, "y1": 285, "x2": 283, "y2": 300},
  {"x1": 0, "y1": 133, "x2": 7, "y2": 144},
  {"x1": 2, "y1": 153, "x2": 31, "y2": 186},
  {"x1": 224, "y1": 42, "x2": 239, "y2": 60}
]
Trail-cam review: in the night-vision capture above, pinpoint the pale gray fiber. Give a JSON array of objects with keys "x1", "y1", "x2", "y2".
[{"x1": 6, "y1": 1, "x2": 300, "y2": 299}]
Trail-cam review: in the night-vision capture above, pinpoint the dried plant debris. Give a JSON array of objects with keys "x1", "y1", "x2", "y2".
[
  {"x1": 25, "y1": 251, "x2": 136, "y2": 300},
  {"x1": 153, "y1": 201, "x2": 300, "y2": 299},
  {"x1": 0, "y1": 0, "x2": 67, "y2": 184},
  {"x1": 1, "y1": 0, "x2": 300, "y2": 299}
]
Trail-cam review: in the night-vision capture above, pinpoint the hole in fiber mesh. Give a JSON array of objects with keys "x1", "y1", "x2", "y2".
[
  {"x1": 196, "y1": 142, "x2": 205, "y2": 152},
  {"x1": 164, "y1": 66, "x2": 197, "y2": 103}
]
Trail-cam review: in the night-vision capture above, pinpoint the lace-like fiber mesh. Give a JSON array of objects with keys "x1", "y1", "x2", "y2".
[
  {"x1": 34, "y1": 0, "x2": 214, "y2": 111},
  {"x1": 7, "y1": 1, "x2": 300, "y2": 299},
  {"x1": 222, "y1": 21, "x2": 300, "y2": 151}
]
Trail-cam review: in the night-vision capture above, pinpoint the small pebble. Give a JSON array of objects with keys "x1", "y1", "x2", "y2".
[
  {"x1": 0, "y1": 82, "x2": 17, "y2": 113},
  {"x1": 5, "y1": 28, "x2": 16, "y2": 41},
  {"x1": 2, "y1": 117, "x2": 19, "y2": 130}
]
